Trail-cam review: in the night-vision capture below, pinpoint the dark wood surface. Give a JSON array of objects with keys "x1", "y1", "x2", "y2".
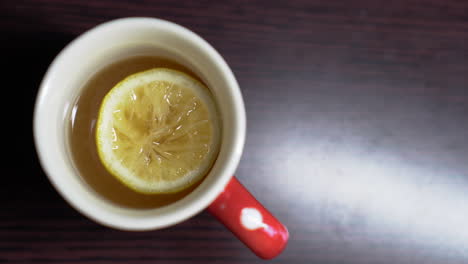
[{"x1": 2, "y1": 0, "x2": 468, "y2": 263}]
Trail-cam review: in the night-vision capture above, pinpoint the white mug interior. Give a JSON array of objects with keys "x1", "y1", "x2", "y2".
[{"x1": 33, "y1": 17, "x2": 246, "y2": 230}]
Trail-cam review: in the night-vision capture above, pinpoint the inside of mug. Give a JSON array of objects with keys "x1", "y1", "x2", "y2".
[
  {"x1": 64, "y1": 44, "x2": 214, "y2": 199},
  {"x1": 35, "y1": 18, "x2": 244, "y2": 230}
]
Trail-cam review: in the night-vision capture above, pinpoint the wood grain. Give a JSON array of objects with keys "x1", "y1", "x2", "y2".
[{"x1": 2, "y1": 0, "x2": 468, "y2": 263}]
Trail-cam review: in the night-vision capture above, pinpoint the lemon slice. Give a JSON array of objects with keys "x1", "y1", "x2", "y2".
[{"x1": 96, "y1": 68, "x2": 220, "y2": 194}]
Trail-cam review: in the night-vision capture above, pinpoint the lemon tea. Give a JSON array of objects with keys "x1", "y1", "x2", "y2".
[{"x1": 68, "y1": 56, "x2": 208, "y2": 209}]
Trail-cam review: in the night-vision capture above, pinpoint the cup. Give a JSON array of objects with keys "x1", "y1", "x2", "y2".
[{"x1": 33, "y1": 17, "x2": 288, "y2": 259}]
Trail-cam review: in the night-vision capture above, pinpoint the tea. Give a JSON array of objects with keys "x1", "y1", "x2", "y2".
[{"x1": 68, "y1": 56, "x2": 208, "y2": 209}]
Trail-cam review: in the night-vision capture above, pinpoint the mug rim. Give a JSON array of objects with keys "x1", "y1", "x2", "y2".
[{"x1": 33, "y1": 17, "x2": 246, "y2": 230}]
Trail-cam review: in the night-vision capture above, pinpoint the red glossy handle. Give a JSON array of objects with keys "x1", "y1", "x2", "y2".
[{"x1": 208, "y1": 177, "x2": 289, "y2": 259}]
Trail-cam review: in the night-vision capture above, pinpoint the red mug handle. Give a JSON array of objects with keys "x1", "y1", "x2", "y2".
[{"x1": 207, "y1": 177, "x2": 289, "y2": 259}]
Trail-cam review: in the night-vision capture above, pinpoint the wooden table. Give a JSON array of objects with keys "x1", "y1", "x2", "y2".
[{"x1": 3, "y1": 0, "x2": 468, "y2": 263}]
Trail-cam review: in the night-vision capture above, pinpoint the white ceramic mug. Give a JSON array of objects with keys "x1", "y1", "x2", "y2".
[{"x1": 34, "y1": 17, "x2": 287, "y2": 259}]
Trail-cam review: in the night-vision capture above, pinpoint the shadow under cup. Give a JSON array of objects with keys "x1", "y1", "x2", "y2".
[{"x1": 34, "y1": 18, "x2": 245, "y2": 231}]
